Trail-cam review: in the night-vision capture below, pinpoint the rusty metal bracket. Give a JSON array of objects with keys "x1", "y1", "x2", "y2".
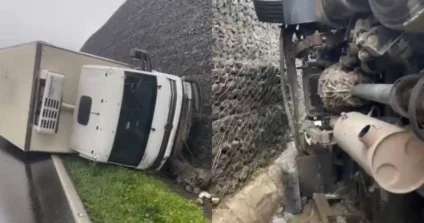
[
  {"x1": 303, "y1": 119, "x2": 335, "y2": 147},
  {"x1": 305, "y1": 127, "x2": 334, "y2": 145},
  {"x1": 295, "y1": 32, "x2": 344, "y2": 57},
  {"x1": 296, "y1": 33, "x2": 323, "y2": 56},
  {"x1": 313, "y1": 193, "x2": 366, "y2": 223},
  {"x1": 357, "y1": 25, "x2": 403, "y2": 58}
]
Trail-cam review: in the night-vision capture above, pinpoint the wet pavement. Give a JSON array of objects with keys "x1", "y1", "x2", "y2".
[{"x1": 0, "y1": 137, "x2": 74, "y2": 223}]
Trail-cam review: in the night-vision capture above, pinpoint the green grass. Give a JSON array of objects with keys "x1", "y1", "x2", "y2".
[{"x1": 64, "y1": 156, "x2": 207, "y2": 223}]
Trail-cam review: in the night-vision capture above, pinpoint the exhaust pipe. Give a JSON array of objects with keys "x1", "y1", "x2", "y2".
[
  {"x1": 332, "y1": 112, "x2": 424, "y2": 194},
  {"x1": 351, "y1": 75, "x2": 424, "y2": 121},
  {"x1": 351, "y1": 84, "x2": 392, "y2": 105}
]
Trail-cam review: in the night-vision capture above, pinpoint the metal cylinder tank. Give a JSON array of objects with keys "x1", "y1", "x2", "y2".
[{"x1": 332, "y1": 112, "x2": 424, "y2": 194}]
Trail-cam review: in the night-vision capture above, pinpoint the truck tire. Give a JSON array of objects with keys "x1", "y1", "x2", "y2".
[
  {"x1": 253, "y1": 0, "x2": 285, "y2": 23},
  {"x1": 369, "y1": 0, "x2": 424, "y2": 32}
]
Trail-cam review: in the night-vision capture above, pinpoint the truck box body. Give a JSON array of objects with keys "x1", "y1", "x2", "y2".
[{"x1": 0, "y1": 41, "x2": 129, "y2": 153}]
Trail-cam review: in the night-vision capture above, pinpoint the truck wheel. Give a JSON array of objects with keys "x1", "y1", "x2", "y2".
[
  {"x1": 253, "y1": 0, "x2": 285, "y2": 23},
  {"x1": 369, "y1": 0, "x2": 424, "y2": 32}
]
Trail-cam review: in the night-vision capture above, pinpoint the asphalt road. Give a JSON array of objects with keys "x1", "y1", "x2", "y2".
[{"x1": 0, "y1": 138, "x2": 74, "y2": 223}]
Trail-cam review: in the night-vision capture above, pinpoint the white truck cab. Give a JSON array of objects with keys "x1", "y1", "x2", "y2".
[
  {"x1": 0, "y1": 41, "x2": 202, "y2": 170},
  {"x1": 71, "y1": 66, "x2": 195, "y2": 170}
]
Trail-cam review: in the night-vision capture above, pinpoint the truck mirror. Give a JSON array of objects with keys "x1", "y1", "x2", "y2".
[{"x1": 129, "y1": 48, "x2": 152, "y2": 72}]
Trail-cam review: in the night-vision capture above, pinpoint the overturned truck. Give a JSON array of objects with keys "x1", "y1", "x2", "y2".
[
  {"x1": 254, "y1": 0, "x2": 424, "y2": 222},
  {"x1": 0, "y1": 41, "x2": 202, "y2": 171}
]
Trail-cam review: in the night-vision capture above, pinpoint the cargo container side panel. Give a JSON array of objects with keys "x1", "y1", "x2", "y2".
[
  {"x1": 0, "y1": 43, "x2": 37, "y2": 150},
  {"x1": 30, "y1": 45, "x2": 128, "y2": 153}
]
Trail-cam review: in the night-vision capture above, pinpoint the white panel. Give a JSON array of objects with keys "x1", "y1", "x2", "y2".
[
  {"x1": 0, "y1": 42, "x2": 37, "y2": 150},
  {"x1": 70, "y1": 66, "x2": 124, "y2": 162}
]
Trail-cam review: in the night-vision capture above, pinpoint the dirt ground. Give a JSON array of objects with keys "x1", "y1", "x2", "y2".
[{"x1": 272, "y1": 201, "x2": 321, "y2": 223}]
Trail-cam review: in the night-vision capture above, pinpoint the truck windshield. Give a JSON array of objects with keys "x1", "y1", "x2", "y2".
[{"x1": 108, "y1": 71, "x2": 157, "y2": 166}]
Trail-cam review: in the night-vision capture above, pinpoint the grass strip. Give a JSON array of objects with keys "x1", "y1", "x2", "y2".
[{"x1": 64, "y1": 156, "x2": 207, "y2": 223}]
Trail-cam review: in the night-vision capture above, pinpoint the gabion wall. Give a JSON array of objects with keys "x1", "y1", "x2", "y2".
[{"x1": 211, "y1": 0, "x2": 288, "y2": 197}]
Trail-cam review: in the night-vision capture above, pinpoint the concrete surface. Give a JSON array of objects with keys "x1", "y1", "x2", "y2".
[
  {"x1": 52, "y1": 155, "x2": 91, "y2": 223},
  {"x1": 212, "y1": 142, "x2": 297, "y2": 223}
]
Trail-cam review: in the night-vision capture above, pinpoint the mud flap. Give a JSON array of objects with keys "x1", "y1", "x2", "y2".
[
  {"x1": 296, "y1": 152, "x2": 334, "y2": 197},
  {"x1": 282, "y1": 169, "x2": 302, "y2": 214}
]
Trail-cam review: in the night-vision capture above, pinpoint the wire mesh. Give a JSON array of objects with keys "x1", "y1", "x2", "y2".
[{"x1": 211, "y1": 0, "x2": 288, "y2": 197}]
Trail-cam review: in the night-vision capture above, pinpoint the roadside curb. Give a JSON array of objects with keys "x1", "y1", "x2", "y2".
[{"x1": 51, "y1": 155, "x2": 92, "y2": 223}]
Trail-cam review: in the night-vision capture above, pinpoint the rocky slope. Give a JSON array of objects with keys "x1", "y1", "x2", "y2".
[{"x1": 82, "y1": 0, "x2": 212, "y2": 77}]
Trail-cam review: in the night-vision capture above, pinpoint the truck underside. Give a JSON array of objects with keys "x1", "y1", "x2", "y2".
[{"x1": 254, "y1": 0, "x2": 424, "y2": 222}]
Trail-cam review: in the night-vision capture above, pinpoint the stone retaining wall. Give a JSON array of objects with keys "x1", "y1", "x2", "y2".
[{"x1": 211, "y1": 0, "x2": 287, "y2": 197}]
